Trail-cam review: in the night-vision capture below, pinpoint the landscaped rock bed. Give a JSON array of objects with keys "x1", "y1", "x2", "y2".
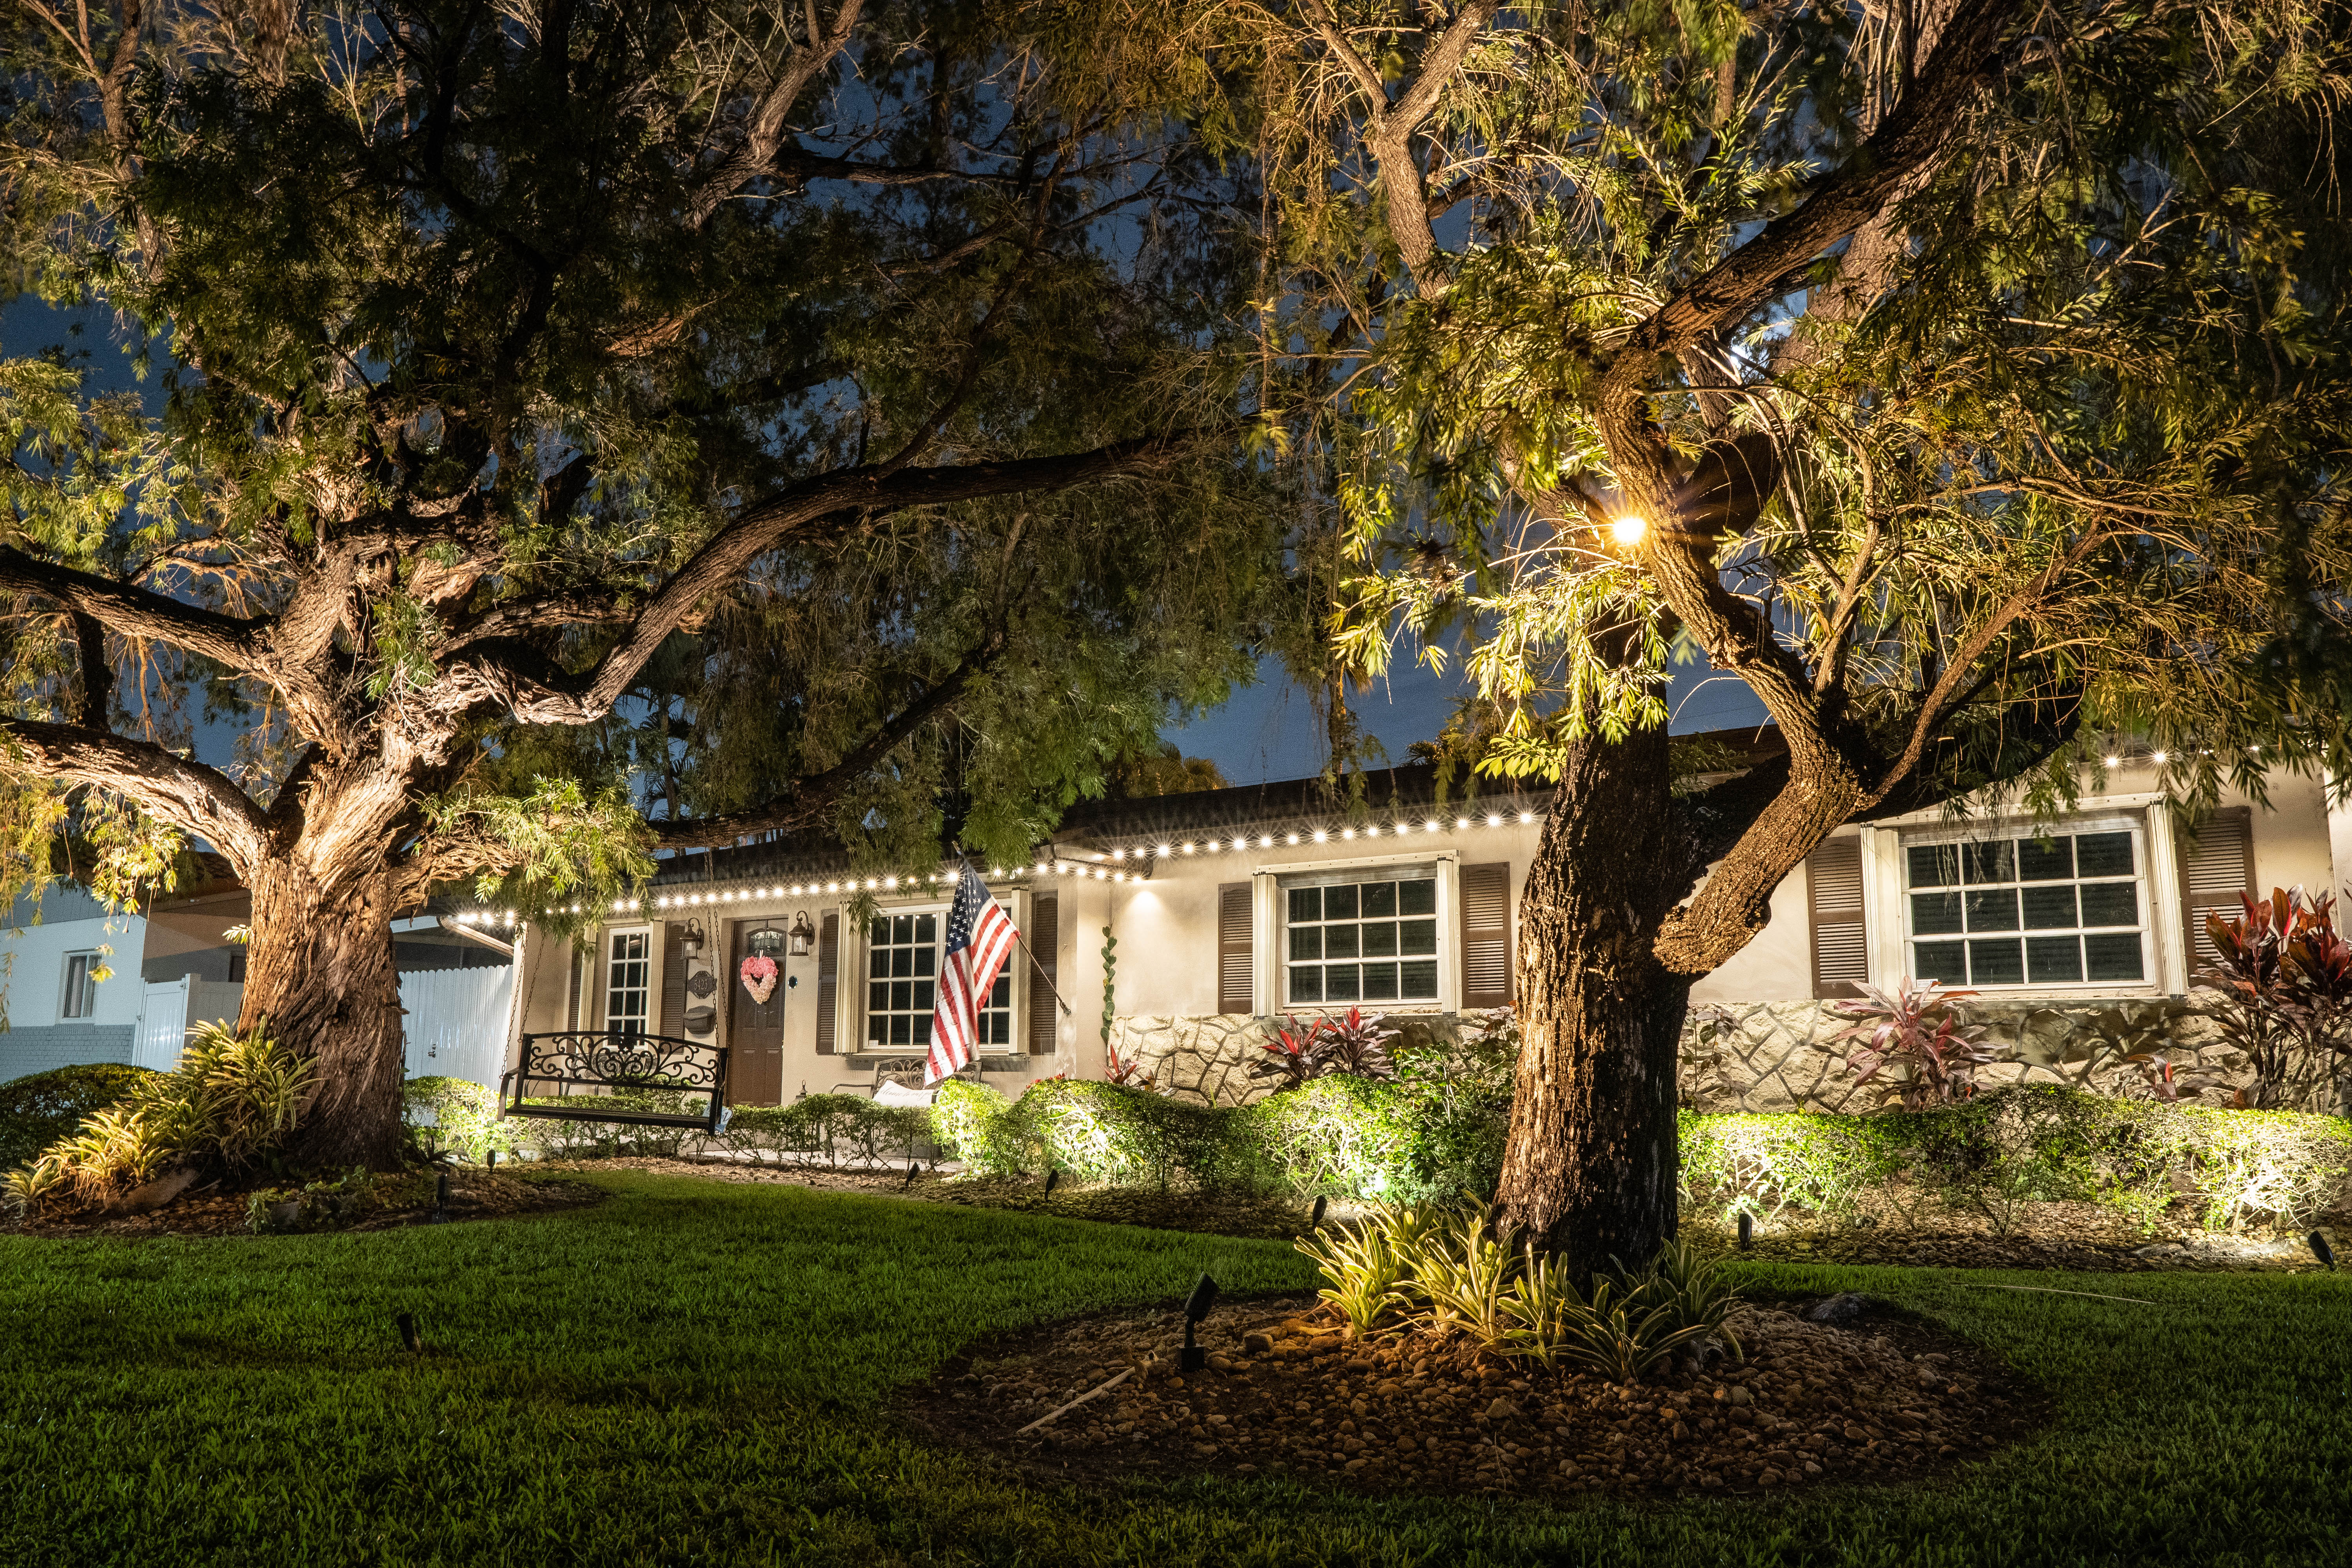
[
  {"x1": 0, "y1": 1167, "x2": 603, "y2": 1239},
  {"x1": 906, "y1": 1292, "x2": 2045, "y2": 1499}
]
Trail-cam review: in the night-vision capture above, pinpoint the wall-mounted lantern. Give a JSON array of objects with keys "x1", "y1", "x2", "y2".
[
  {"x1": 680, "y1": 918, "x2": 705, "y2": 960},
  {"x1": 787, "y1": 911, "x2": 817, "y2": 958}
]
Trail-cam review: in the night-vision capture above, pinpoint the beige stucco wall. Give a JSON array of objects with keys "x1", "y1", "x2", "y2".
[{"x1": 503, "y1": 762, "x2": 2350, "y2": 1107}]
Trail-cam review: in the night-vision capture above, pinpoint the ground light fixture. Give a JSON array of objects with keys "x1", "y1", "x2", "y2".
[
  {"x1": 2310, "y1": 1230, "x2": 2337, "y2": 1270},
  {"x1": 1178, "y1": 1272, "x2": 1220, "y2": 1373},
  {"x1": 1737, "y1": 1210, "x2": 1754, "y2": 1249},
  {"x1": 1610, "y1": 514, "x2": 1649, "y2": 548}
]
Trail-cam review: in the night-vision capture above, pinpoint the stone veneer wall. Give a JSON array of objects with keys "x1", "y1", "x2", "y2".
[{"x1": 1118, "y1": 1003, "x2": 2335, "y2": 1114}]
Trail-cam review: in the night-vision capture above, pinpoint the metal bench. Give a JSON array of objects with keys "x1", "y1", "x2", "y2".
[{"x1": 503, "y1": 1031, "x2": 731, "y2": 1132}]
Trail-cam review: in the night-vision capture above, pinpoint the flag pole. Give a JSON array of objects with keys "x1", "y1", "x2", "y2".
[{"x1": 956, "y1": 849, "x2": 1073, "y2": 1018}]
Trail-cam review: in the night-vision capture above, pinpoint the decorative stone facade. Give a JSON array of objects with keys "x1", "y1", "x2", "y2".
[
  {"x1": 1676, "y1": 998, "x2": 2334, "y2": 1114},
  {"x1": 1116, "y1": 1001, "x2": 2343, "y2": 1115},
  {"x1": 1112, "y1": 1015, "x2": 1275, "y2": 1107}
]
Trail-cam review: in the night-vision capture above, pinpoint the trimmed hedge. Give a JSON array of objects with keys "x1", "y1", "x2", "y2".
[
  {"x1": 714, "y1": 1094, "x2": 930, "y2": 1169},
  {"x1": 0, "y1": 1063, "x2": 159, "y2": 1172},
  {"x1": 929, "y1": 1076, "x2": 2351, "y2": 1233}
]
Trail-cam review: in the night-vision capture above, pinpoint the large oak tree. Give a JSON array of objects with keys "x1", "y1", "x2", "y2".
[
  {"x1": 1220, "y1": 0, "x2": 2352, "y2": 1261},
  {"x1": 0, "y1": 0, "x2": 1276, "y2": 1165}
]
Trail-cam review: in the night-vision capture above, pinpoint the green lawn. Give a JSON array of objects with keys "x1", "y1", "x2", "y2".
[{"x1": 0, "y1": 1171, "x2": 2343, "y2": 1566}]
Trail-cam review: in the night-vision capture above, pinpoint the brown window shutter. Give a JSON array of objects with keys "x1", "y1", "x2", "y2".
[
  {"x1": 1459, "y1": 863, "x2": 1514, "y2": 1010},
  {"x1": 1026, "y1": 894, "x2": 1060, "y2": 1053},
  {"x1": 2180, "y1": 807, "x2": 2256, "y2": 974},
  {"x1": 1808, "y1": 837, "x2": 1868, "y2": 999},
  {"x1": 659, "y1": 922, "x2": 688, "y2": 1035},
  {"x1": 565, "y1": 942, "x2": 582, "y2": 1033},
  {"x1": 814, "y1": 910, "x2": 840, "y2": 1055},
  {"x1": 1217, "y1": 883, "x2": 1253, "y2": 1014}
]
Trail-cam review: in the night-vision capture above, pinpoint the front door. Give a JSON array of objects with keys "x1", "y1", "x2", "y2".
[{"x1": 726, "y1": 920, "x2": 786, "y2": 1105}]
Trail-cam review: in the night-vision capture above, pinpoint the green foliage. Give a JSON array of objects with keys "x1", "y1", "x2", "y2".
[
  {"x1": 400, "y1": 1077, "x2": 522, "y2": 1164},
  {"x1": 715, "y1": 1096, "x2": 931, "y2": 1171},
  {"x1": 510, "y1": 1091, "x2": 701, "y2": 1161},
  {"x1": 244, "y1": 1166, "x2": 379, "y2": 1236},
  {"x1": 1295, "y1": 1201, "x2": 1743, "y2": 1382},
  {"x1": 0, "y1": 1062, "x2": 158, "y2": 1172},
  {"x1": 1247, "y1": 1071, "x2": 1508, "y2": 1202},
  {"x1": 1681, "y1": 1089, "x2": 2352, "y2": 1237},
  {"x1": 929, "y1": 1080, "x2": 1024, "y2": 1175},
  {"x1": 2, "y1": 1020, "x2": 312, "y2": 1211},
  {"x1": 1677, "y1": 1111, "x2": 1886, "y2": 1228}
]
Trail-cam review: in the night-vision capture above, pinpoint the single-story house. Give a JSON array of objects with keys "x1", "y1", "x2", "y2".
[{"x1": 502, "y1": 738, "x2": 2352, "y2": 1113}]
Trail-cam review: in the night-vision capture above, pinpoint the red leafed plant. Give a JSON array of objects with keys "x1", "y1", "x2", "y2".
[
  {"x1": 1248, "y1": 1008, "x2": 1399, "y2": 1091},
  {"x1": 2201, "y1": 887, "x2": 2352, "y2": 1109},
  {"x1": 1103, "y1": 1038, "x2": 1156, "y2": 1089},
  {"x1": 1831, "y1": 978, "x2": 2000, "y2": 1109}
]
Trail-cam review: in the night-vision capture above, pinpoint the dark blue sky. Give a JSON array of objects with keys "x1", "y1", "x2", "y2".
[{"x1": 1170, "y1": 653, "x2": 1768, "y2": 785}]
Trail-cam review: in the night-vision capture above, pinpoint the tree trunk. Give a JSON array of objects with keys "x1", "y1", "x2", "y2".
[
  {"x1": 1494, "y1": 725, "x2": 1696, "y2": 1272},
  {"x1": 238, "y1": 860, "x2": 409, "y2": 1169}
]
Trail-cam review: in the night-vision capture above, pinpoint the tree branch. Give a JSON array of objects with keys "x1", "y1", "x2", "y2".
[
  {"x1": 645, "y1": 632, "x2": 1004, "y2": 851},
  {"x1": 0, "y1": 545, "x2": 267, "y2": 673},
  {"x1": 500, "y1": 427, "x2": 1217, "y2": 724},
  {"x1": 0, "y1": 717, "x2": 272, "y2": 869}
]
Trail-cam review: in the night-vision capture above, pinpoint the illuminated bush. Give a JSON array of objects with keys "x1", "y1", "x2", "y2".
[
  {"x1": 1677, "y1": 1110, "x2": 1885, "y2": 1225},
  {"x1": 717, "y1": 1095, "x2": 929, "y2": 1169}
]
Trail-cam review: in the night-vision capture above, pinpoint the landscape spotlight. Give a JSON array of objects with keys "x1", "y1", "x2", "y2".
[
  {"x1": 1610, "y1": 514, "x2": 1649, "y2": 547},
  {"x1": 1179, "y1": 1272, "x2": 1220, "y2": 1373}
]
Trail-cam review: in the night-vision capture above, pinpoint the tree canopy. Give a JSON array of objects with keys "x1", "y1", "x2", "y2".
[{"x1": 0, "y1": 0, "x2": 1281, "y2": 1160}]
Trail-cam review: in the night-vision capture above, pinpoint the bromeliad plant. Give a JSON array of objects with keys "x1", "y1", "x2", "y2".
[
  {"x1": 1833, "y1": 979, "x2": 2001, "y2": 1109},
  {"x1": 1294, "y1": 1201, "x2": 1742, "y2": 1382}
]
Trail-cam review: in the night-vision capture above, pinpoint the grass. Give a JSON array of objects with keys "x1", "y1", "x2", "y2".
[{"x1": 0, "y1": 1169, "x2": 2344, "y2": 1566}]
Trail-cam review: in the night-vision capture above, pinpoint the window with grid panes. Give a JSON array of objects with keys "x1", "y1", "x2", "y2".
[
  {"x1": 1285, "y1": 872, "x2": 1441, "y2": 1004},
  {"x1": 865, "y1": 911, "x2": 1014, "y2": 1049},
  {"x1": 1904, "y1": 828, "x2": 2149, "y2": 989},
  {"x1": 603, "y1": 928, "x2": 652, "y2": 1036}
]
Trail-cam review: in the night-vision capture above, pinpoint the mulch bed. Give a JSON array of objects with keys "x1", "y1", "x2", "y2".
[
  {"x1": 0, "y1": 1168, "x2": 604, "y2": 1240},
  {"x1": 904, "y1": 1291, "x2": 2046, "y2": 1500}
]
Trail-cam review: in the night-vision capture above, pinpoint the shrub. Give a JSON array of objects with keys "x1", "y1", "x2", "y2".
[
  {"x1": 1293, "y1": 1203, "x2": 1424, "y2": 1334},
  {"x1": 1832, "y1": 978, "x2": 1998, "y2": 1108},
  {"x1": 401, "y1": 1076, "x2": 521, "y2": 1163},
  {"x1": 512, "y1": 1088, "x2": 700, "y2": 1159},
  {"x1": 715, "y1": 1095, "x2": 931, "y2": 1169},
  {"x1": 1678, "y1": 1111, "x2": 1885, "y2": 1227},
  {"x1": 2199, "y1": 887, "x2": 2352, "y2": 1109},
  {"x1": 1248, "y1": 1074, "x2": 1506, "y2": 1203},
  {"x1": 1014, "y1": 1080, "x2": 1258, "y2": 1191},
  {"x1": 0, "y1": 1063, "x2": 158, "y2": 1172},
  {"x1": 929, "y1": 1079, "x2": 1022, "y2": 1174},
  {"x1": 1247, "y1": 1008, "x2": 1400, "y2": 1091},
  {"x1": 2, "y1": 1021, "x2": 312, "y2": 1212},
  {"x1": 2169, "y1": 1106, "x2": 2352, "y2": 1230}
]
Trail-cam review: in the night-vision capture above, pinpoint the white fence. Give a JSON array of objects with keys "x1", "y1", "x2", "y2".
[
  {"x1": 400, "y1": 964, "x2": 515, "y2": 1089},
  {"x1": 134, "y1": 963, "x2": 509, "y2": 1088}
]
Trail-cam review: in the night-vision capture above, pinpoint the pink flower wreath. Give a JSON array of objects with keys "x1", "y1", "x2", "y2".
[{"x1": 739, "y1": 954, "x2": 779, "y2": 1005}]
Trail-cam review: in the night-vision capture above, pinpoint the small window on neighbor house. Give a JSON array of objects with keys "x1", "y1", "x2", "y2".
[
  {"x1": 61, "y1": 952, "x2": 100, "y2": 1019},
  {"x1": 1904, "y1": 827, "x2": 2149, "y2": 989},
  {"x1": 604, "y1": 927, "x2": 652, "y2": 1036},
  {"x1": 1284, "y1": 873, "x2": 1441, "y2": 1005},
  {"x1": 227, "y1": 950, "x2": 247, "y2": 983}
]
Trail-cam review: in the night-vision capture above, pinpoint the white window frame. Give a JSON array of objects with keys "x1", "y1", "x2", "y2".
[
  {"x1": 602, "y1": 924, "x2": 655, "y2": 1036},
  {"x1": 60, "y1": 950, "x2": 100, "y2": 1020},
  {"x1": 1891, "y1": 814, "x2": 2160, "y2": 997},
  {"x1": 1252, "y1": 853, "x2": 1461, "y2": 1014},
  {"x1": 855, "y1": 893, "x2": 1025, "y2": 1056}
]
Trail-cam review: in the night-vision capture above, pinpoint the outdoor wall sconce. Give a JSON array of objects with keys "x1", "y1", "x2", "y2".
[
  {"x1": 680, "y1": 918, "x2": 704, "y2": 959},
  {"x1": 787, "y1": 910, "x2": 817, "y2": 958}
]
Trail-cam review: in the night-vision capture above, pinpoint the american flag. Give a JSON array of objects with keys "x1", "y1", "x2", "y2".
[{"x1": 926, "y1": 864, "x2": 1019, "y2": 1085}]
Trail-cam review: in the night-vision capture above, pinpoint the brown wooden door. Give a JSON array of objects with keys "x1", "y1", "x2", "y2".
[{"x1": 727, "y1": 920, "x2": 786, "y2": 1105}]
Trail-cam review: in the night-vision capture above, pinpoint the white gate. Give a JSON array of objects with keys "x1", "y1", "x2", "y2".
[
  {"x1": 135, "y1": 979, "x2": 189, "y2": 1071},
  {"x1": 401, "y1": 964, "x2": 515, "y2": 1089}
]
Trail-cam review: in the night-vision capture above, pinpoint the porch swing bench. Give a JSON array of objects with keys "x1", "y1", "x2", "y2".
[{"x1": 501, "y1": 1032, "x2": 733, "y2": 1133}]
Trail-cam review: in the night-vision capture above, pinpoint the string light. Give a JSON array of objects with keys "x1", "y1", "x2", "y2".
[
  {"x1": 2152, "y1": 750, "x2": 2169, "y2": 764},
  {"x1": 1286, "y1": 833, "x2": 1300, "y2": 845}
]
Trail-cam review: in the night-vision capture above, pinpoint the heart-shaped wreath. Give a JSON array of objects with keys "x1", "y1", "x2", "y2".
[{"x1": 739, "y1": 953, "x2": 779, "y2": 1006}]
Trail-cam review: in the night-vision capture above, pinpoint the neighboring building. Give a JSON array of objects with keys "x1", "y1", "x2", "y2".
[
  {"x1": 0, "y1": 883, "x2": 147, "y2": 1080},
  {"x1": 504, "y1": 739, "x2": 2352, "y2": 1112},
  {"x1": 1, "y1": 865, "x2": 518, "y2": 1089}
]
